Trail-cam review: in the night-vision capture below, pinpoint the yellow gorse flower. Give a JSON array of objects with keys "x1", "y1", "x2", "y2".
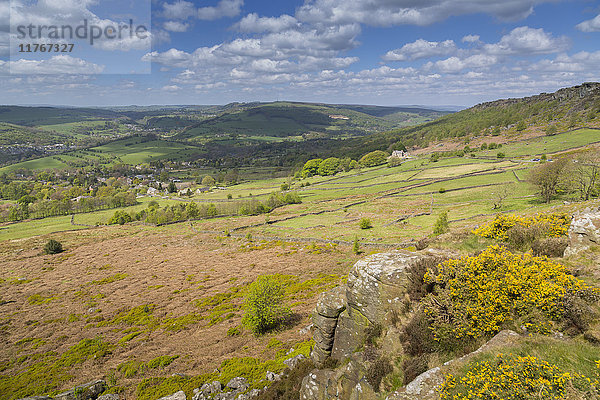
[
  {"x1": 424, "y1": 246, "x2": 588, "y2": 340},
  {"x1": 439, "y1": 354, "x2": 600, "y2": 399},
  {"x1": 473, "y1": 212, "x2": 571, "y2": 241}
]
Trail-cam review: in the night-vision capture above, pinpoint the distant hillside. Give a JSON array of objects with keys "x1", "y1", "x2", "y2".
[
  {"x1": 0, "y1": 106, "x2": 120, "y2": 126},
  {"x1": 172, "y1": 102, "x2": 447, "y2": 144}
]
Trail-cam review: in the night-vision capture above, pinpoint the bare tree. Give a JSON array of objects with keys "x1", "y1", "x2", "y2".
[
  {"x1": 567, "y1": 152, "x2": 600, "y2": 201},
  {"x1": 528, "y1": 158, "x2": 569, "y2": 203},
  {"x1": 492, "y1": 184, "x2": 511, "y2": 209}
]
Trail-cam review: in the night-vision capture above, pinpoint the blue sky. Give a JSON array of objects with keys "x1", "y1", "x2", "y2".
[{"x1": 1, "y1": 0, "x2": 600, "y2": 107}]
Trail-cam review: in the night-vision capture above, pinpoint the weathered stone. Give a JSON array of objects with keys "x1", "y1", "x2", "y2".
[
  {"x1": 310, "y1": 344, "x2": 332, "y2": 367},
  {"x1": 200, "y1": 380, "x2": 222, "y2": 395},
  {"x1": 284, "y1": 354, "x2": 306, "y2": 369},
  {"x1": 346, "y1": 251, "x2": 441, "y2": 324},
  {"x1": 565, "y1": 207, "x2": 600, "y2": 256},
  {"x1": 300, "y1": 369, "x2": 337, "y2": 400},
  {"x1": 227, "y1": 377, "x2": 249, "y2": 391},
  {"x1": 16, "y1": 397, "x2": 53, "y2": 400},
  {"x1": 235, "y1": 389, "x2": 260, "y2": 400},
  {"x1": 349, "y1": 379, "x2": 378, "y2": 400},
  {"x1": 315, "y1": 286, "x2": 346, "y2": 318},
  {"x1": 313, "y1": 325, "x2": 336, "y2": 350},
  {"x1": 157, "y1": 391, "x2": 186, "y2": 400},
  {"x1": 312, "y1": 312, "x2": 339, "y2": 335},
  {"x1": 330, "y1": 308, "x2": 370, "y2": 362},
  {"x1": 266, "y1": 370, "x2": 282, "y2": 381},
  {"x1": 54, "y1": 380, "x2": 108, "y2": 400},
  {"x1": 97, "y1": 395, "x2": 119, "y2": 400}
]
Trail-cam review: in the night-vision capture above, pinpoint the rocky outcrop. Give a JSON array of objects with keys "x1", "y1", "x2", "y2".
[
  {"x1": 565, "y1": 206, "x2": 600, "y2": 256},
  {"x1": 304, "y1": 250, "x2": 448, "y2": 399},
  {"x1": 311, "y1": 286, "x2": 346, "y2": 366}
]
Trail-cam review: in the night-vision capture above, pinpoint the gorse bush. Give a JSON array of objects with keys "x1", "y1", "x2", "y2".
[
  {"x1": 44, "y1": 239, "x2": 63, "y2": 254},
  {"x1": 473, "y1": 212, "x2": 571, "y2": 241},
  {"x1": 243, "y1": 275, "x2": 291, "y2": 335},
  {"x1": 423, "y1": 246, "x2": 596, "y2": 348},
  {"x1": 440, "y1": 354, "x2": 600, "y2": 400}
]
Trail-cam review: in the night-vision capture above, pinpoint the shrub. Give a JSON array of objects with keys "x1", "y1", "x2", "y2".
[
  {"x1": 433, "y1": 211, "x2": 449, "y2": 235},
  {"x1": 531, "y1": 237, "x2": 569, "y2": 258},
  {"x1": 497, "y1": 152, "x2": 506, "y2": 159},
  {"x1": 402, "y1": 356, "x2": 429, "y2": 385},
  {"x1": 242, "y1": 275, "x2": 291, "y2": 335},
  {"x1": 423, "y1": 246, "x2": 595, "y2": 348},
  {"x1": 359, "y1": 218, "x2": 373, "y2": 229},
  {"x1": 400, "y1": 309, "x2": 436, "y2": 357},
  {"x1": 438, "y1": 187, "x2": 446, "y2": 194},
  {"x1": 44, "y1": 239, "x2": 63, "y2": 255},
  {"x1": 256, "y1": 359, "x2": 314, "y2": 400},
  {"x1": 365, "y1": 357, "x2": 393, "y2": 392}
]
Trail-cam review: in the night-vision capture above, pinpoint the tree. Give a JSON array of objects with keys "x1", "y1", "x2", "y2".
[
  {"x1": 360, "y1": 151, "x2": 388, "y2": 167},
  {"x1": 492, "y1": 185, "x2": 511, "y2": 210},
  {"x1": 243, "y1": 275, "x2": 291, "y2": 335},
  {"x1": 108, "y1": 210, "x2": 133, "y2": 225},
  {"x1": 545, "y1": 125, "x2": 558, "y2": 136},
  {"x1": 516, "y1": 120, "x2": 527, "y2": 131},
  {"x1": 317, "y1": 157, "x2": 341, "y2": 176},
  {"x1": 528, "y1": 158, "x2": 568, "y2": 203},
  {"x1": 353, "y1": 236, "x2": 361, "y2": 255},
  {"x1": 301, "y1": 159, "x2": 323, "y2": 178},
  {"x1": 167, "y1": 181, "x2": 177, "y2": 193},
  {"x1": 202, "y1": 175, "x2": 216, "y2": 187},
  {"x1": 567, "y1": 153, "x2": 600, "y2": 201},
  {"x1": 433, "y1": 211, "x2": 449, "y2": 235}
]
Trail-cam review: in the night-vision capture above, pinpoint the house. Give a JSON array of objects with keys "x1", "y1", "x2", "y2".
[
  {"x1": 147, "y1": 187, "x2": 159, "y2": 196},
  {"x1": 196, "y1": 187, "x2": 210, "y2": 194},
  {"x1": 71, "y1": 195, "x2": 92, "y2": 202},
  {"x1": 389, "y1": 150, "x2": 412, "y2": 159}
]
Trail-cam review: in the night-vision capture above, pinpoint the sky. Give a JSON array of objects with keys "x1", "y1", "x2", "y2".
[{"x1": 1, "y1": 0, "x2": 600, "y2": 107}]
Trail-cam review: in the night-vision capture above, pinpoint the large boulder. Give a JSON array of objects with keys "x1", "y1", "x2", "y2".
[
  {"x1": 53, "y1": 380, "x2": 108, "y2": 400},
  {"x1": 157, "y1": 392, "x2": 186, "y2": 400},
  {"x1": 565, "y1": 207, "x2": 600, "y2": 256}
]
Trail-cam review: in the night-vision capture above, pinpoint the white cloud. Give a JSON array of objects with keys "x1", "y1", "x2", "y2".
[
  {"x1": 7, "y1": 55, "x2": 104, "y2": 74},
  {"x1": 198, "y1": 0, "x2": 243, "y2": 20},
  {"x1": 162, "y1": 0, "x2": 243, "y2": 21},
  {"x1": 462, "y1": 35, "x2": 480, "y2": 43},
  {"x1": 383, "y1": 39, "x2": 456, "y2": 61},
  {"x1": 162, "y1": 1, "x2": 197, "y2": 20},
  {"x1": 432, "y1": 54, "x2": 498, "y2": 73},
  {"x1": 296, "y1": 0, "x2": 558, "y2": 27},
  {"x1": 484, "y1": 26, "x2": 569, "y2": 55},
  {"x1": 162, "y1": 85, "x2": 181, "y2": 91},
  {"x1": 164, "y1": 21, "x2": 190, "y2": 32},
  {"x1": 235, "y1": 13, "x2": 299, "y2": 33},
  {"x1": 576, "y1": 14, "x2": 600, "y2": 32}
]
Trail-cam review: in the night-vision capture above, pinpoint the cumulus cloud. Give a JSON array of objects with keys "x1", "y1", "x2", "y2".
[
  {"x1": 162, "y1": 0, "x2": 243, "y2": 21},
  {"x1": 462, "y1": 35, "x2": 480, "y2": 43},
  {"x1": 296, "y1": 0, "x2": 557, "y2": 27},
  {"x1": 383, "y1": 39, "x2": 456, "y2": 61},
  {"x1": 234, "y1": 13, "x2": 299, "y2": 33},
  {"x1": 483, "y1": 26, "x2": 569, "y2": 55},
  {"x1": 164, "y1": 21, "x2": 190, "y2": 32},
  {"x1": 198, "y1": 0, "x2": 243, "y2": 20},
  {"x1": 576, "y1": 14, "x2": 600, "y2": 32},
  {"x1": 7, "y1": 55, "x2": 104, "y2": 74}
]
